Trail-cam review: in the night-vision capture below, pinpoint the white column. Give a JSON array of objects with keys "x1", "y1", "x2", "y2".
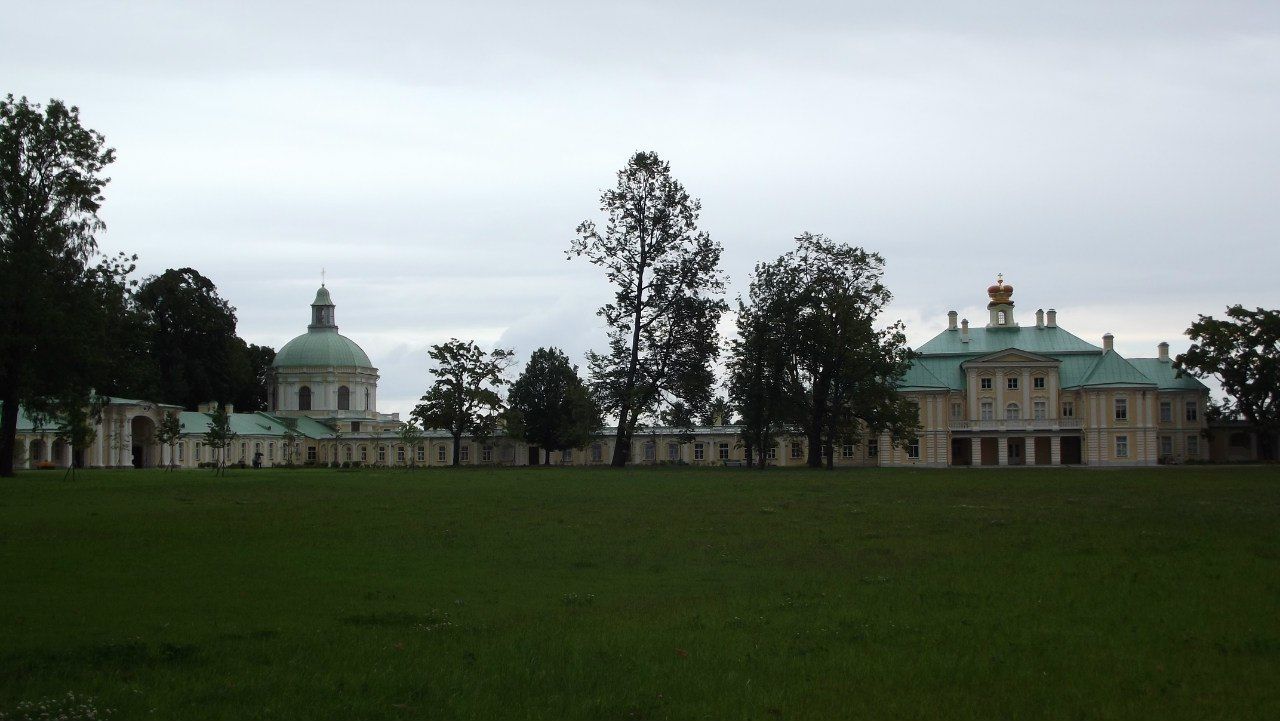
[
  {"x1": 93, "y1": 423, "x2": 105, "y2": 467},
  {"x1": 970, "y1": 436, "x2": 981, "y2": 466},
  {"x1": 121, "y1": 418, "x2": 133, "y2": 467},
  {"x1": 997, "y1": 437, "x2": 1009, "y2": 466},
  {"x1": 1025, "y1": 436, "x2": 1036, "y2": 466},
  {"x1": 1050, "y1": 436, "x2": 1062, "y2": 465}
]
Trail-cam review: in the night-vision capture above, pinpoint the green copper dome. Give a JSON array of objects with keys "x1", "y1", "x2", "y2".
[
  {"x1": 273, "y1": 330, "x2": 372, "y2": 368},
  {"x1": 273, "y1": 284, "x2": 373, "y2": 368}
]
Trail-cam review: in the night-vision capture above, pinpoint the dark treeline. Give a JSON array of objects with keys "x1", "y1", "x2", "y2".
[{"x1": 0, "y1": 95, "x2": 271, "y2": 476}]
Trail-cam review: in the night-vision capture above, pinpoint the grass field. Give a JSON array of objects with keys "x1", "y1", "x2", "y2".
[{"x1": 1, "y1": 466, "x2": 1277, "y2": 720}]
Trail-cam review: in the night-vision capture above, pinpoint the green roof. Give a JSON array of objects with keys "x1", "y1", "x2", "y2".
[
  {"x1": 313, "y1": 286, "x2": 333, "y2": 306},
  {"x1": 901, "y1": 324, "x2": 1195, "y2": 393},
  {"x1": 177, "y1": 411, "x2": 337, "y2": 440},
  {"x1": 1127, "y1": 358, "x2": 1209, "y2": 391},
  {"x1": 273, "y1": 329, "x2": 372, "y2": 368},
  {"x1": 1076, "y1": 350, "x2": 1156, "y2": 388},
  {"x1": 917, "y1": 325, "x2": 1101, "y2": 356}
]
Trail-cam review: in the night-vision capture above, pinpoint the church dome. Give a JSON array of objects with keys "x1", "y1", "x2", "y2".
[
  {"x1": 273, "y1": 331, "x2": 372, "y2": 368},
  {"x1": 272, "y1": 284, "x2": 374, "y2": 369}
]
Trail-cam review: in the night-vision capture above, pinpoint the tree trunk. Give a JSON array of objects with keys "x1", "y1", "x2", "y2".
[
  {"x1": 544, "y1": 448, "x2": 550, "y2": 465},
  {"x1": 0, "y1": 387, "x2": 18, "y2": 477},
  {"x1": 452, "y1": 433, "x2": 461, "y2": 466},
  {"x1": 744, "y1": 437, "x2": 754, "y2": 468}
]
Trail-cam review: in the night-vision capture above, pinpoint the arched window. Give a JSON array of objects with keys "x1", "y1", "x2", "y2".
[
  {"x1": 298, "y1": 386, "x2": 312, "y2": 411},
  {"x1": 997, "y1": 311, "x2": 1006, "y2": 325},
  {"x1": 1005, "y1": 403, "x2": 1021, "y2": 420},
  {"x1": 338, "y1": 386, "x2": 350, "y2": 410}
]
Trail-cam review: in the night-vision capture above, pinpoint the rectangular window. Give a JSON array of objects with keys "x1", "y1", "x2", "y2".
[
  {"x1": 980, "y1": 377, "x2": 992, "y2": 390},
  {"x1": 718, "y1": 443, "x2": 730, "y2": 460},
  {"x1": 766, "y1": 446, "x2": 777, "y2": 460},
  {"x1": 351, "y1": 421, "x2": 360, "y2": 433},
  {"x1": 481, "y1": 445, "x2": 493, "y2": 462},
  {"x1": 1115, "y1": 398, "x2": 1128, "y2": 421},
  {"x1": 562, "y1": 449, "x2": 573, "y2": 464},
  {"x1": 1007, "y1": 377, "x2": 1019, "y2": 390},
  {"x1": 179, "y1": 444, "x2": 186, "y2": 462},
  {"x1": 841, "y1": 443, "x2": 855, "y2": 458},
  {"x1": 1185, "y1": 401, "x2": 1198, "y2": 422},
  {"x1": 790, "y1": 441, "x2": 803, "y2": 459},
  {"x1": 1159, "y1": 401, "x2": 1172, "y2": 423},
  {"x1": 1062, "y1": 401, "x2": 1074, "y2": 418},
  {"x1": 1034, "y1": 376, "x2": 1045, "y2": 389},
  {"x1": 1187, "y1": 435, "x2": 1200, "y2": 457},
  {"x1": 436, "y1": 446, "x2": 446, "y2": 463},
  {"x1": 951, "y1": 403, "x2": 962, "y2": 420},
  {"x1": 591, "y1": 444, "x2": 603, "y2": 462},
  {"x1": 1160, "y1": 435, "x2": 1173, "y2": 456},
  {"x1": 980, "y1": 402, "x2": 994, "y2": 421},
  {"x1": 1115, "y1": 435, "x2": 1129, "y2": 458},
  {"x1": 195, "y1": 443, "x2": 202, "y2": 461},
  {"x1": 1033, "y1": 401, "x2": 1047, "y2": 420},
  {"x1": 417, "y1": 446, "x2": 425, "y2": 462},
  {"x1": 642, "y1": 442, "x2": 656, "y2": 461},
  {"x1": 867, "y1": 440, "x2": 878, "y2": 458},
  {"x1": 460, "y1": 445, "x2": 470, "y2": 462},
  {"x1": 907, "y1": 439, "x2": 920, "y2": 459},
  {"x1": 307, "y1": 446, "x2": 317, "y2": 462},
  {"x1": 397, "y1": 446, "x2": 405, "y2": 462},
  {"x1": 360, "y1": 446, "x2": 368, "y2": 461},
  {"x1": 378, "y1": 446, "x2": 386, "y2": 462},
  {"x1": 693, "y1": 443, "x2": 705, "y2": 461},
  {"x1": 667, "y1": 443, "x2": 679, "y2": 461}
]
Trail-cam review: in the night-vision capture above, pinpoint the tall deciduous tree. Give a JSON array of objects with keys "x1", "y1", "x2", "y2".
[
  {"x1": 1176, "y1": 306, "x2": 1280, "y2": 459},
  {"x1": 568, "y1": 151, "x2": 727, "y2": 466},
  {"x1": 397, "y1": 421, "x2": 424, "y2": 468},
  {"x1": 728, "y1": 298, "x2": 792, "y2": 467},
  {"x1": 412, "y1": 339, "x2": 514, "y2": 466},
  {"x1": 134, "y1": 268, "x2": 254, "y2": 410},
  {"x1": 506, "y1": 347, "x2": 602, "y2": 465},
  {"x1": 737, "y1": 234, "x2": 917, "y2": 468},
  {"x1": 1, "y1": 95, "x2": 117, "y2": 477}
]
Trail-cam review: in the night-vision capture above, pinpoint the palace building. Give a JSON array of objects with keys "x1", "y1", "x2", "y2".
[
  {"x1": 9, "y1": 277, "x2": 1212, "y2": 470},
  {"x1": 889, "y1": 277, "x2": 1211, "y2": 467}
]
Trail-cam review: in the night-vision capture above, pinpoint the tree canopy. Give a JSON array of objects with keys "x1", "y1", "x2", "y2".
[
  {"x1": 568, "y1": 151, "x2": 726, "y2": 466},
  {"x1": 1176, "y1": 305, "x2": 1280, "y2": 458},
  {"x1": 0, "y1": 95, "x2": 117, "y2": 477},
  {"x1": 731, "y1": 234, "x2": 917, "y2": 468},
  {"x1": 412, "y1": 339, "x2": 514, "y2": 466},
  {"x1": 506, "y1": 347, "x2": 602, "y2": 464}
]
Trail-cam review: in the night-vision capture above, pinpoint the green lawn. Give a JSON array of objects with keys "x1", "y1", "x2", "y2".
[{"x1": 1, "y1": 466, "x2": 1277, "y2": 720}]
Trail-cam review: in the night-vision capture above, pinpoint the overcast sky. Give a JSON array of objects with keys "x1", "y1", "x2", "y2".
[{"x1": 5, "y1": 1, "x2": 1277, "y2": 416}]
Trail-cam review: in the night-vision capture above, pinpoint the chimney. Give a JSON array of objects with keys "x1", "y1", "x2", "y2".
[
  {"x1": 1046, "y1": 309, "x2": 1057, "y2": 327},
  {"x1": 1158, "y1": 342, "x2": 1169, "y2": 361},
  {"x1": 947, "y1": 310, "x2": 958, "y2": 330},
  {"x1": 1036, "y1": 309, "x2": 1045, "y2": 328},
  {"x1": 1102, "y1": 333, "x2": 1114, "y2": 352},
  {"x1": 960, "y1": 318, "x2": 970, "y2": 342}
]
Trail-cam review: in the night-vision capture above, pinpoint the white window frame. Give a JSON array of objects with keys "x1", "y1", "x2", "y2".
[
  {"x1": 1033, "y1": 376, "x2": 1045, "y2": 389},
  {"x1": 907, "y1": 439, "x2": 920, "y2": 459},
  {"x1": 1115, "y1": 397, "x2": 1128, "y2": 421},
  {"x1": 1159, "y1": 400, "x2": 1172, "y2": 423},
  {"x1": 1115, "y1": 435, "x2": 1129, "y2": 458},
  {"x1": 693, "y1": 443, "x2": 705, "y2": 461},
  {"x1": 1185, "y1": 401, "x2": 1198, "y2": 422},
  {"x1": 980, "y1": 401, "x2": 994, "y2": 421},
  {"x1": 1005, "y1": 403, "x2": 1020, "y2": 421},
  {"x1": 1007, "y1": 377, "x2": 1019, "y2": 390},
  {"x1": 1062, "y1": 401, "x2": 1075, "y2": 418},
  {"x1": 1033, "y1": 400, "x2": 1047, "y2": 420}
]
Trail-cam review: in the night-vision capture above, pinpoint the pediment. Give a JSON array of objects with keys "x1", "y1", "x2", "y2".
[{"x1": 963, "y1": 349, "x2": 1060, "y2": 366}]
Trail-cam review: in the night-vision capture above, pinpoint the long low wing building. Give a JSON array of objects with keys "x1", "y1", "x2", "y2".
[{"x1": 8, "y1": 278, "x2": 1212, "y2": 470}]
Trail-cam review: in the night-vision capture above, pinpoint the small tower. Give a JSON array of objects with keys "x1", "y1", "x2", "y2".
[
  {"x1": 309, "y1": 284, "x2": 337, "y2": 331},
  {"x1": 986, "y1": 274, "x2": 1017, "y2": 328}
]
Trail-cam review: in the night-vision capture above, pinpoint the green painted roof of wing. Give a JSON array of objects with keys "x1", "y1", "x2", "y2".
[
  {"x1": 1127, "y1": 358, "x2": 1210, "y2": 391},
  {"x1": 178, "y1": 411, "x2": 338, "y2": 439},
  {"x1": 898, "y1": 361, "x2": 951, "y2": 391},
  {"x1": 272, "y1": 330, "x2": 372, "y2": 368},
  {"x1": 916, "y1": 326, "x2": 1101, "y2": 355},
  {"x1": 1074, "y1": 350, "x2": 1157, "y2": 388}
]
